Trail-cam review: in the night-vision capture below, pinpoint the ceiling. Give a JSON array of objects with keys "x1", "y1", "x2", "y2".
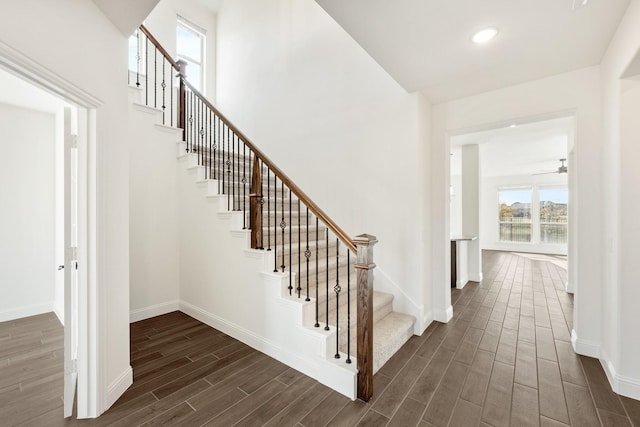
[
  {"x1": 450, "y1": 116, "x2": 572, "y2": 177},
  {"x1": 316, "y1": 0, "x2": 631, "y2": 103}
]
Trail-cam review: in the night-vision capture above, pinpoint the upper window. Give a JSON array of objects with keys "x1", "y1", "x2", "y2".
[
  {"x1": 539, "y1": 188, "x2": 568, "y2": 244},
  {"x1": 128, "y1": 29, "x2": 146, "y2": 75},
  {"x1": 177, "y1": 17, "x2": 205, "y2": 92},
  {"x1": 498, "y1": 188, "x2": 532, "y2": 243}
]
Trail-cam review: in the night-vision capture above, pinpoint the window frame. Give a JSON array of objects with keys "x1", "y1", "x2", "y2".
[{"x1": 176, "y1": 16, "x2": 206, "y2": 93}]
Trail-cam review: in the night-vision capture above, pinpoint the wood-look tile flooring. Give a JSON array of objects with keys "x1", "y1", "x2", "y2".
[{"x1": 2, "y1": 250, "x2": 640, "y2": 426}]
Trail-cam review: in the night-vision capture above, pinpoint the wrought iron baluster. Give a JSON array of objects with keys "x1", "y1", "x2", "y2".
[
  {"x1": 154, "y1": 46, "x2": 157, "y2": 109},
  {"x1": 145, "y1": 36, "x2": 148, "y2": 105},
  {"x1": 325, "y1": 228, "x2": 330, "y2": 331},
  {"x1": 226, "y1": 127, "x2": 231, "y2": 207},
  {"x1": 315, "y1": 216, "x2": 319, "y2": 328},
  {"x1": 267, "y1": 168, "x2": 271, "y2": 251},
  {"x1": 335, "y1": 239, "x2": 340, "y2": 359},
  {"x1": 273, "y1": 175, "x2": 278, "y2": 273},
  {"x1": 260, "y1": 161, "x2": 264, "y2": 250},
  {"x1": 135, "y1": 30, "x2": 140, "y2": 87},
  {"x1": 161, "y1": 57, "x2": 166, "y2": 125},
  {"x1": 281, "y1": 181, "x2": 286, "y2": 274},
  {"x1": 208, "y1": 110, "x2": 212, "y2": 180},
  {"x1": 305, "y1": 207, "x2": 310, "y2": 301},
  {"x1": 242, "y1": 142, "x2": 247, "y2": 228},
  {"x1": 170, "y1": 64, "x2": 173, "y2": 127},
  {"x1": 289, "y1": 190, "x2": 292, "y2": 294},
  {"x1": 297, "y1": 199, "x2": 301, "y2": 298},
  {"x1": 346, "y1": 250, "x2": 351, "y2": 364},
  {"x1": 232, "y1": 133, "x2": 236, "y2": 211}
]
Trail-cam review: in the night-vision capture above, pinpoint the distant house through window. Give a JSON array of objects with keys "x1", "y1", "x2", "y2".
[
  {"x1": 176, "y1": 16, "x2": 205, "y2": 92},
  {"x1": 539, "y1": 187, "x2": 568, "y2": 244}
]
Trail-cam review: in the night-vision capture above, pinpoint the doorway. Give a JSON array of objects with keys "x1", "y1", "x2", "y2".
[
  {"x1": 449, "y1": 115, "x2": 574, "y2": 292},
  {"x1": 0, "y1": 67, "x2": 83, "y2": 420}
]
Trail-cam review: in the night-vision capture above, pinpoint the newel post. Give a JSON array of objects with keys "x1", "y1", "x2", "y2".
[
  {"x1": 176, "y1": 59, "x2": 188, "y2": 142},
  {"x1": 249, "y1": 156, "x2": 262, "y2": 249},
  {"x1": 354, "y1": 233, "x2": 377, "y2": 402}
]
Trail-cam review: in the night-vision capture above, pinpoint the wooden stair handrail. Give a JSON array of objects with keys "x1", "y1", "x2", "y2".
[
  {"x1": 139, "y1": 25, "x2": 181, "y2": 70},
  {"x1": 180, "y1": 78, "x2": 357, "y2": 253}
]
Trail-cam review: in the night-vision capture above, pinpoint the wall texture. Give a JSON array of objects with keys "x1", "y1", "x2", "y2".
[
  {"x1": 215, "y1": 0, "x2": 431, "y2": 331},
  {"x1": 0, "y1": 104, "x2": 56, "y2": 321}
]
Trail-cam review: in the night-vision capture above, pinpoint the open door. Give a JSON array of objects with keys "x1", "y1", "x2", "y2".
[{"x1": 63, "y1": 106, "x2": 79, "y2": 418}]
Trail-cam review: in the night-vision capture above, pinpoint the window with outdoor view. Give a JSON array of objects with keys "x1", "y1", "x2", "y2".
[
  {"x1": 499, "y1": 189, "x2": 532, "y2": 242},
  {"x1": 540, "y1": 187, "x2": 568, "y2": 244},
  {"x1": 176, "y1": 17, "x2": 205, "y2": 92}
]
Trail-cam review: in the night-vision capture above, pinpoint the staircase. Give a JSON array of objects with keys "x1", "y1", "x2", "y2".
[{"x1": 128, "y1": 25, "x2": 415, "y2": 400}]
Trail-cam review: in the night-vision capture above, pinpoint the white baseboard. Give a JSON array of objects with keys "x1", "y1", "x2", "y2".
[
  {"x1": 571, "y1": 329, "x2": 600, "y2": 358},
  {"x1": 565, "y1": 281, "x2": 575, "y2": 294},
  {"x1": 54, "y1": 303, "x2": 64, "y2": 326},
  {"x1": 104, "y1": 366, "x2": 132, "y2": 411},
  {"x1": 433, "y1": 305, "x2": 453, "y2": 323},
  {"x1": 419, "y1": 312, "x2": 435, "y2": 335},
  {"x1": 179, "y1": 300, "x2": 357, "y2": 400},
  {"x1": 129, "y1": 300, "x2": 180, "y2": 323},
  {"x1": 469, "y1": 272, "x2": 483, "y2": 282},
  {"x1": 0, "y1": 301, "x2": 54, "y2": 323},
  {"x1": 601, "y1": 358, "x2": 640, "y2": 400}
]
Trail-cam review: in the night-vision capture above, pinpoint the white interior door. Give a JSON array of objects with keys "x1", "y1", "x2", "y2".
[{"x1": 63, "y1": 106, "x2": 79, "y2": 418}]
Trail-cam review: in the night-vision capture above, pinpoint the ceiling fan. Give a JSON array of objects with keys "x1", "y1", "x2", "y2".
[{"x1": 534, "y1": 158, "x2": 567, "y2": 175}]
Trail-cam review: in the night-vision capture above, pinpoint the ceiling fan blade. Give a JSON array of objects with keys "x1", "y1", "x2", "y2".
[{"x1": 532, "y1": 171, "x2": 557, "y2": 176}]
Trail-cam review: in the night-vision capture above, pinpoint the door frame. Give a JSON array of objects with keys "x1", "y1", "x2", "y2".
[{"x1": 0, "y1": 40, "x2": 104, "y2": 418}]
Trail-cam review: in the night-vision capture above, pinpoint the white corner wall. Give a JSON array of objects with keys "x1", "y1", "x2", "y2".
[
  {"x1": 128, "y1": 102, "x2": 180, "y2": 321},
  {"x1": 431, "y1": 66, "x2": 603, "y2": 355},
  {"x1": 600, "y1": 0, "x2": 640, "y2": 400},
  {"x1": 215, "y1": 0, "x2": 431, "y2": 333},
  {"x1": 0, "y1": 104, "x2": 56, "y2": 321},
  {"x1": 0, "y1": 0, "x2": 132, "y2": 414}
]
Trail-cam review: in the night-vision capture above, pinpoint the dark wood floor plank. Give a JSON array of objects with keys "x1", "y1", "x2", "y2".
[
  {"x1": 460, "y1": 349, "x2": 495, "y2": 406},
  {"x1": 139, "y1": 401, "x2": 195, "y2": 426},
  {"x1": 580, "y1": 355, "x2": 627, "y2": 416},
  {"x1": 299, "y1": 389, "x2": 350, "y2": 427},
  {"x1": 563, "y1": 381, "x2": 600, "y2": 427},
  {"x1": 448, "y1": 398, "x2": 483, "y2": 427},
  {"x1": 110, "y1": 379, "x2": 211, "y2": 427},
  {"x1": 538, "y1": 358, "x2": 570, "y2": 424},
  {"x1": 371, "y1": 354, "x2": 428, "y2": 417},
  {"x1": 536, "y1": 326, "x2": 558, "y2": 362},
  {"x1": 555, "y1": 340, "x2": 587, "y2": 387},
  {"x1": 166, "y1": 388, "x2": 247, "y2": 426},
  {"x1": 511, "y1": 383, "x2": 539, "y2": 427},
  {"x1": 262, "y1": 381, "x2": 332, "y2": 427},
  {"x1": 514, "y1": 340, "x2": 538, "y2": 389},
  {"x1": 408, "y1": 347, "x2": 455, "y2": 405},
  {"x1": 495, "y1": 327, "x2": 518, "y2": 366},
  {"x1": 481, "y1": 360, "x2": 514, "y2": 427},
  {"x1": 355, "y1": 410, "x2": 389, "y2": 427},
  {"x1": 386, "y1": 397, "x2": 426, "y2": 427},
  {"x1": 598, "y1": 409, "x2": 633, "y2": 427},
  {"x1": 422, "y1": 361, "x2": 470, "y2": 426},
  {"x1": 620, "y1": 395, "x2": 640, "y2": 426}
]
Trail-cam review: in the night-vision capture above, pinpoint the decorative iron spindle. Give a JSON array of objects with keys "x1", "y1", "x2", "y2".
[
  {"x1": 305, "y1": 207, "x2": 310, "y2": 301},
  {"x1": 281, "y1": 181, "x2": 286, "y2": 274},
  {"x1": 267, "y1": 169, "x2": 271, "y2": 251},
  {"x1": 145, "y1": 36, "x2": 148, "y2": 105},
  {"x1": 154, "y1": 47, "x2": 157, "y2": 109},
  {"x1": 315, "y1": 216, "x2": 319, "y2": 328},
  {"x1": 335, "y1": 239, "x2": 340, "y2": 359},
  {"x1": 346, "y1": 250, "x2": 351, "y2": 364},
  {"x1": 260, "y1": 161, "x2": 264, "y2": 250},
  {"x1": 273, "y1": 175, "x2": 278, "y2": 273},
  {"x1": 135, "y1": 30, "x2": 140, "y2": 87},
  {"x1": 325, "y1": 230, "x2": 329, "y2": 331},
  {"x1": 170, "y1": 62, "x2": 173, "y2": 127},
  {"x1": 242, "y1": 142, "x2": 247, "y2": 228},
  {"x1": 289, "y1": 190, "x2": 292, "y2": 293},
  {"x1": 208, "y1": 110, "x2": 212, "y2": 180},
  {"x1": 297, "y1": 199, "x2": 301, "y2": 298},
  {"x1": 161, "y1": 58, "x2": 166, "y2": 125},
  {"x1": 226, "y1": 127, "x2": 231, "y2": 209}
]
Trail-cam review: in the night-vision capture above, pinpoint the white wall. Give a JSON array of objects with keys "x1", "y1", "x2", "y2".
[
  {"x1": 0, "y1": 0, "x2": 132, "y2": 414},
  {"x1": 215, "y1": 0, "x2": 431, "y2": 331},
  {"x1": 144, "y1": 0, "x2": 217, "y2": 100},
  {"x1": 0, "y1": 104, "x2": 56, "y2": 321},
  {"x1": 128, "y1": 104, "x2": 180, "y2": 321},
  {"x1": 600, "y1": 0, "x2": 640, "y2": 399},
  {"x1": 431, "y1": 66, "x2": 603, "y2": 355},
  {"x1": 480, "y1": 174, "x2": 568, "y2": 255}
]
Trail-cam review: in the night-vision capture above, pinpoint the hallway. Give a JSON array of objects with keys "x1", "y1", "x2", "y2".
[{"x1": 2, "y1": 251, "x2": 639, "y2": 426}]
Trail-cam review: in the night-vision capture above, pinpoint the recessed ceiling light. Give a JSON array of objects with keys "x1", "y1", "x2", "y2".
[
  {"x1": 509, "y1": 124, "x2": 517, "y2": 128},
  {"x1": 472, "y1": 27, "x2": 498, "y2": 44}
]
